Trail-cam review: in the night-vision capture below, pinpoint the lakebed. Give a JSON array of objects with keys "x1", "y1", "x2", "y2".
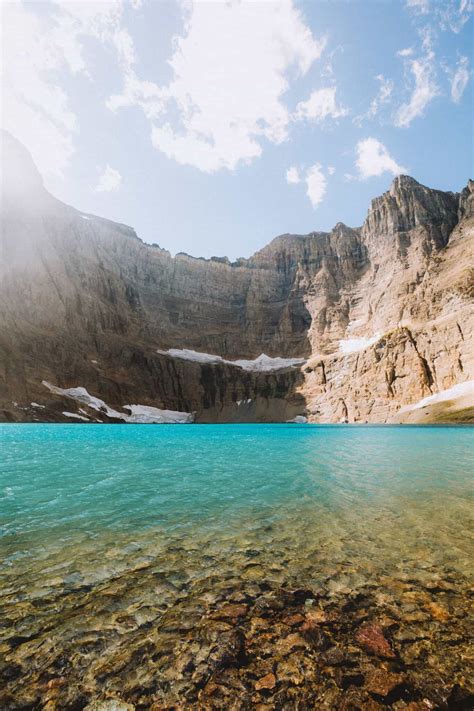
[{"x1": 0, "y1": 424, "x2": 472, "y2": 709}]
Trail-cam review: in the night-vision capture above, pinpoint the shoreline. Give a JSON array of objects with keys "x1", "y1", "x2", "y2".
[{"x1": 1, "y1": 421, "x2": 474, "y2": 427}]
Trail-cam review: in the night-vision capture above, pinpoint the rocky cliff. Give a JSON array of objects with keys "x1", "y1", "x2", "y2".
[
  {"x1": 301, "y1": 176, "x2": 473, "y2": 423},
  {"x1": 0, "y1": 131, "x2": 472, "y2": 423}
]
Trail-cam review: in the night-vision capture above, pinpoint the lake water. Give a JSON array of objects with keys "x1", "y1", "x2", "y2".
[{"x1": 1, "y1": 424, "x2": 473, "y2": 709}]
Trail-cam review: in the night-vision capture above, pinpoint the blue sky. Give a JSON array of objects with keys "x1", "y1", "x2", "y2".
[{"x1": 2, "y1": 0, "x2": 472, "y2": 259}]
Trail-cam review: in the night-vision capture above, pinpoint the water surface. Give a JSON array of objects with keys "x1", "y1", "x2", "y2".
[{"x1": 1, "y1": 424, "x2": 472, "y2": 708}]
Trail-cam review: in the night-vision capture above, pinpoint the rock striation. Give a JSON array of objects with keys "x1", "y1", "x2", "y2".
[{"x1": 0, "y1": 131, "x2": 472, "y2": 423}]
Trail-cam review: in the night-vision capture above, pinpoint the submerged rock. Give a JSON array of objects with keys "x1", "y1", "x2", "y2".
[
  {"x1": 209, "y1": 603, "x2": 249, "y2": 621},
  {"x1": 1, "y1": 505, "x2": 472, "y2": 710},
  {"x1": 355, "y1": 623, "x2": 396, "y2": 658},
  {"x1": 84, "y1": 700, "x2": 135, "y2": 711},
  {"x1": 254, "y1": 672, "x2": 277, "y2": 691},
  {"x1": 365, "y1": 668, "x2": 405, "y2": 698}
]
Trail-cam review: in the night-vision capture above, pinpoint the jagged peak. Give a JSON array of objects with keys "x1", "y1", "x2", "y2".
[
  {"x1": 388, "y1": 174, "x2": 460, "y2": 201},
  {"x1": 370, "y1": 175, "x2": 433, "y2": 208},
  {"x1": 363, "y1": 173, "x2": 459, "y2": 238},
  {"x1": 390, "y1": 174, "x2": 420, "y2": 192},
  {"x1": 331, "y1": 221, "x2": 355, "y2": 235},
  {"x1": 458, "y1": 178, "x2": 474, "y2": 220}
]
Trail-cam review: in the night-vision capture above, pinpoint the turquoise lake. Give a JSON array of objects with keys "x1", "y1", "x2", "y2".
[
  {"x1": 1, "y1": 424, "x2": 473, "y2": 582},
  {"x1": 1, "y1": 424, "x2": 473, "y2": 708}
]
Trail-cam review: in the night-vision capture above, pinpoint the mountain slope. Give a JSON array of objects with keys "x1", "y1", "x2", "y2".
[{"x1": 1, "y1": 131, "x2": 472, "y2": 423}]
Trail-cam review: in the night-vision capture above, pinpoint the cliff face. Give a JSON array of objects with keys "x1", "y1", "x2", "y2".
[
  {"x1": 0, "y1": 131, "x2": 472, "y2": 423},
  {"x1": 300, "y1": 176, "x2": 473, "y2": 423}
]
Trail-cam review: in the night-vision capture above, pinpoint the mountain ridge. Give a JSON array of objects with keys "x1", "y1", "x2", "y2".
[{"x1": 1, "y1": 131, "x2": 472, "y2": 423}]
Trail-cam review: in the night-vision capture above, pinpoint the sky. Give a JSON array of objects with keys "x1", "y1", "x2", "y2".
[{"x1": 1, "y1": 0, "x2": 473, "y2": 260}]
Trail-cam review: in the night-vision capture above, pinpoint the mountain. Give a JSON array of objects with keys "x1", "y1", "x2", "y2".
[{"x1": 1, "y1": 131, "x2": 472, "y2": 424}]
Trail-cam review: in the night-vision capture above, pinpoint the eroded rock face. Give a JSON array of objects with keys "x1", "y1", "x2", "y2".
[
  {"x1": 458, "y1": 179, "x2": 474, "y2": 220},
  {"x1": 301, "y1": 180, "x2": 473, "y2": 423},
  {"x1": 0, "y1": 131, "x2": 472, "y2": 423}
]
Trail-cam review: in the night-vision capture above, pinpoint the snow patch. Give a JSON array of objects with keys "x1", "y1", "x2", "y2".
[
  {"x1": 339, "y1": 333, "x2": 381, "y2": 355},
  {"x1": 123, "y1": 404, "x2": 194, "y2": 424},
  {"x1": 346, "y1": 319, "x2": 365, "y2": 333},
  {"x1": 80, "y1": 215, "x2": 91, "y2": 220},
  {"x1": 31, "y1": 402, "x2": 45, "y2": 409},
  {"x1": 286, "y1": 415, "x2": 308, "y2": 423},
  {"x1": 158, "y1": 348, "x2": 224, "y2": 365},
  {"x1": 43, "y1": 381, "x2": 123, "y2": 419},
  {"x1": 408, "y1": 381, "x2": 474, "y2": 411},
  {"x1": 42, "y1": 381, "x2": 194, "y2": 424},
  {"x1": 232, "y1": 354, "x2": 305, "y2": 371},
  {"x1": 63, "y1": 411, "x2": 90, "y2": 421},
  {"x1": 158, "y1": 349, "x2": 305, "y2": 372}
]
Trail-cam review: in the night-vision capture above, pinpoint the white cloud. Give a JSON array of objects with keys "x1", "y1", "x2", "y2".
[
  {"x1": 286, "y1": 166, "x2": 301, "y2": 184},
  {"x1": 108, "y1": 0, "x2": 325, "y2": 173},
  {"x1": 355, "y1": 74, "x2": 393, "y2": 124},
  {"x1": 1, "y1": 2, "x2": 78, "y2": 178},
  {"x1": 106, "y1": 74, "x2": 166, "y2": 117},
  {"x1": 406, "y1": 0, "x2": 430, "y2": 14},
  {"x1": 355, "y1": 138, "x2": 407, "y2": 180},
  {"x1": 305, "y1": 164, "x2": 327, "y2": 207},
  {"x1": 439, "y1": 0, "x2": 473, "y2": 33},
  {"x1": 1, "y1": 1, "x2": 134, "y2": 180},
  {"x1": 370, "y1": 75, "x2": 393, "y2": 114},
  {"x1": 294, "y1": 87, "x2": 347, "y2": 122},
  {"x1": 398, "y1": 0, "x2": 471, "y2": 125},
  {"x1": 286, "y1": 163, "x2": 328, "y2": 207},
  {"x1": 449, "y1": 56, "x2": 470, "y2": 102},
  {"x1": 96, "y1": 165, "x2": 122, "y2": 192},
  {"x1": 419, "y1": 25, "x2": 435, "y2": 54},
  {"x1": 405, "y1": 0, "x2": 472, "y2": 33},
  {"x1": 394, "y1": 53, "x2": 439, "y2": 127},
  {"x1": 327, "y1": 166, "x2": 336, "y2": 175}
]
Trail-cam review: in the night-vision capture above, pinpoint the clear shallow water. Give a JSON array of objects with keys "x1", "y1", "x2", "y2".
[
  {"x1": 1, "y1": 424, "x2": 473, "y2": 708},
  {"x1": 1, "y1": 424, "x2": 473, "y2": 581}
]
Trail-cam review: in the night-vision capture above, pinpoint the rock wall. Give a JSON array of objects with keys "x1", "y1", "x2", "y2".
[
  {"x1": 300, "y1": 176, "x2": 473, "y2": 423},
  {"x1": 0, "y1": 131, "x2": 472, "y2": 423}
]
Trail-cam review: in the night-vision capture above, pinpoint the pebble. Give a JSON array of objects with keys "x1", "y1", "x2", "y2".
[
  {"x1": 254, "y1": 672, "x2": 277, "y2": 691},
  {"x1": 305, "y1": 607, "x2": 328, "y2": 624},
  {"x1": 83, "y1": 700, "x2": 135, "y2": 711},
  {"x1": 276, "y1": 632, "x2": 307, "y2": 655},
  {"x1": 285, "y1": 612, "x2": 305, "y2": 627},
  {"x1": 355, "y1": 623, "x2": 396, "y2": 658},
  {"x1": 425, "y1": 601, "x2": 450, "y2": 622},
  {"x1": 365, "y1": 668, "x2": 405, "y2": 697},
  {"x1": 210, "y1": 603, "x2": 248, "y2": 620}
]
